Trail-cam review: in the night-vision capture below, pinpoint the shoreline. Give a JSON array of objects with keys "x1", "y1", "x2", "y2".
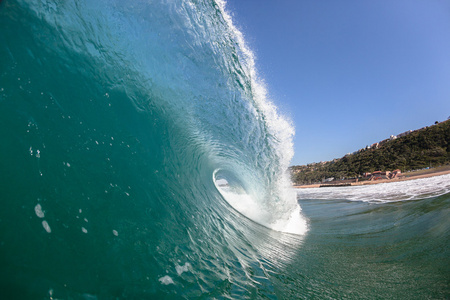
[{"x1": 293, "y1": 165, "x2": 450, "y2": 189}]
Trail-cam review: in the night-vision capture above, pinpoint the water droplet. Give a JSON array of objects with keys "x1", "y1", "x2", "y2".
[
  {"x1": 42, "y1": 220, "x2": 51, "y2": 233},
  {"x1": 34, "y1": 204, "x2": 45, "y2": 218}
]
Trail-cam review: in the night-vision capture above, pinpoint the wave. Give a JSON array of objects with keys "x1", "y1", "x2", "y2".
[
  {"x1": 2, "y1": 1, "x2": 449, "y2": 298},
  {"x1": 296, "y1": 174, "x2": 450, "y2": 203},
  {"x1": 1, "y1": 0, "x2": 305, "y2": 233},
  {"x1": 0, "y1": 0, "x2": 309, "y2": 297}
]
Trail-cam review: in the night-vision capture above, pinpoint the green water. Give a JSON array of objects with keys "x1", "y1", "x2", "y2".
[{"x1": 288, "y1": 195, "x2": 450, "y2": 299}]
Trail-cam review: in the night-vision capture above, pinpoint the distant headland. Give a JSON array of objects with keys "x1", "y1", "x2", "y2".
[{"x1": 290, "y1": 119, "x2": 450, "y2": 187}]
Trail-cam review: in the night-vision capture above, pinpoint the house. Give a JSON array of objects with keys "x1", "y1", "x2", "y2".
[
  {"x1": 398, "y1": 130, "x2": 412, "y2": 137},
  {"x1": 370, "y1": 171, "x2": 388, "y2": 180},
  {"x1": 390, "y1": 169, "x2": 402, "y2": 179}
]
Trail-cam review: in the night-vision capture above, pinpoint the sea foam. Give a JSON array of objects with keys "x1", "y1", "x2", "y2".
[{"x1": 296, "y1": 174, "x2": 450, "y2": 203}]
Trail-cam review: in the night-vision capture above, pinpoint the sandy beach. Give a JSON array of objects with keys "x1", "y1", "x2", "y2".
[{"x1": 294, "y1": 165, "x2": 450, "y2": 189}]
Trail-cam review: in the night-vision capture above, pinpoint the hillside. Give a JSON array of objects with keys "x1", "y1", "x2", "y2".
[{"x1": 291, "y1": 120, "x2": 450, "y2": 185}]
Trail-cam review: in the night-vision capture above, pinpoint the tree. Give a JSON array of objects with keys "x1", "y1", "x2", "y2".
[{"x1": 290, "y1": 120, "x2": 450, "y2": 184}]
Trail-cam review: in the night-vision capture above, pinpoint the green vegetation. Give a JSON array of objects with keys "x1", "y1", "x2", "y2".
[{"x1": 291, "y1": 120, "x2": 450, "y2": 185}]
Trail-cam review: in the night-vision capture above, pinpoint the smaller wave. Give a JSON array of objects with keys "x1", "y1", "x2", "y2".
[{"x1": 296, "y1": 174, "x2": 450, "y2": 203}]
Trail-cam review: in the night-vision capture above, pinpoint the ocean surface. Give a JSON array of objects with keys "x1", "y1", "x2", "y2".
[{"x1": 1, "y1": 0, "x2": 449, "y2": 299}]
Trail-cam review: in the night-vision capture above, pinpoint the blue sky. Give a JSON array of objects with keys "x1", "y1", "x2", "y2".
[{"x1": 225, "y1": 0, "x2": 450, "y2": 166}]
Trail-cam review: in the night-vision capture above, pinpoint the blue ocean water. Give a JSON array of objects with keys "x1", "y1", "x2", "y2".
[{"x1": 1, "y1": 0, "x2": 449, "y2": 299}]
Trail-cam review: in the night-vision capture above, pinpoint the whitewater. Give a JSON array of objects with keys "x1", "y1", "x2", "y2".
[
  {"x1": 297, "y1": 174, "x2": 450, "y2": 203},
  {"x1": 0, "y1": 0, "x2": 449, "y2": 298}
]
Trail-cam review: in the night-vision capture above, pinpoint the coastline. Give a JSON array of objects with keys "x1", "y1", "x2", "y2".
[{"x1": 293, "y1": 165, "x2": 450, "y2": 189}]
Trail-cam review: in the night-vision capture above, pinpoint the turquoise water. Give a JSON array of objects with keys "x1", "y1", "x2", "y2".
[{"x1": 1, "y1": 0, "x2": 449, "y2": 298}]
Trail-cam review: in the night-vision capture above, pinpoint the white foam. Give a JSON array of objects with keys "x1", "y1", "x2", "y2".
[
  {"x1": 296, "y1": 174, "x2": 450, "y2": 203},
  {"x1": 158, "y1": 275, "x2": 174, "y2": 285},
  {"x1": 271, "y1": 205, "x2": 307, "y2": 234},
  {"x1": 216, "y1": 180, "x2": 307, "y2": 235},
  {"x1": 175, "y1": 262, "x2": 190, "y2": 276}
]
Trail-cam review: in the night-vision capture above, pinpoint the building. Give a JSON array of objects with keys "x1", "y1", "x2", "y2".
[
  {"x1": 398, "y1": 130, "x2": 412, "y2": 138},
  {"x1": 390, "y1": 169, "x2": 402, "y2": 179}
]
